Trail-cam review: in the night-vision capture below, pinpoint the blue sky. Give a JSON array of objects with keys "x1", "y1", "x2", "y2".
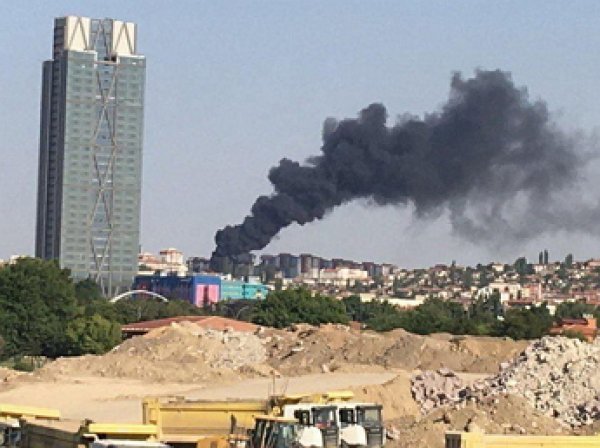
[{"x1": 1, "y1": 1, "x2": 600, "y2": 267}]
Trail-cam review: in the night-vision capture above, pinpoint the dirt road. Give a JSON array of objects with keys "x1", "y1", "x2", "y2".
[{"x1": 0, "y1": 372, "x2": 396, "y2": 422}]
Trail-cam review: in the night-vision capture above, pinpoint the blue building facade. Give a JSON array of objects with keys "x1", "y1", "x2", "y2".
[{"x1": 133, "y1": 274, "x2": 268, "y2": 306}]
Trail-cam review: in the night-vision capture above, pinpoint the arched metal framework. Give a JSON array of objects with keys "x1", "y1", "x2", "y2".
[{"x1": 109, "y1": 289, "x2": 169, "y2": 303}]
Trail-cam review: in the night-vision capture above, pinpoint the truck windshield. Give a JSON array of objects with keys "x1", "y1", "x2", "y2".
[
  {"x1": 357, "y1": 407, "x2": 381, "y2": 426},
  {"x1": 276, "y1": 423, "x2": 298, "y2": 448},
  {"x1": 312, "y1": 408, "x2": 336, "y2": 429}
]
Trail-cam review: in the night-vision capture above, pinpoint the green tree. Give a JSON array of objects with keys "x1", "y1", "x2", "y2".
[
  {"x1": 111, "y1": 298, "x2": 205, "y2": 324},
  {"x1": 251, "y1": 288, "x2": 348, "y2": 328},
  {"x1": 0, "y1": 258, "x2": 79, "y2": 358},
  {"x1": 74, "y1": 278, "x2": 103, "y2": 301},
  {"x1": 500, "y1": 304, "x2": 552, "y2": 339},
  {"x1": 555, "y1": 301, "x2": 596, "y2": 320},
  {"x1": 64, "y1": 314, "x2": 122, "y2": 355},
  {"x1": 401, "y1": 298, "x2": 466, "y2": 335}
]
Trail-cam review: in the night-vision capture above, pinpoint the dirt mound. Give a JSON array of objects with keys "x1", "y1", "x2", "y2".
[
  {"x1": 389, "y1": 394, "x2": 566, "y2": 448},
  {"x1": 38, "y1": 323, "x2": 269, "y2": 382},
  {"x1": 351, "y1": 373, "x2": 420, "y2": 421},
  {"x1": 0, "y1": 367, "x2": 22, "y2": 383},
  {"x1": 262, "y1": 324, "x2": 527, "y2": 375}
]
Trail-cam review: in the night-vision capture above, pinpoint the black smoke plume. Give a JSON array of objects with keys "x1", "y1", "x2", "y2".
[{"x1": 212, "y1": 69, "x2": 593, "y2": 261}]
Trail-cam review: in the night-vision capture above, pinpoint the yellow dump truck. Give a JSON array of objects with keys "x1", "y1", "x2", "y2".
[
  {"x1": 0, "y1": 403, "x2": 61, "y2": 447},
  {"x1": 19, "y1": 418, "x2": 171, "y2": 448},
  {"x1": 143, "y1": 398, "x2": 270, "y2": 446},
  {"x1": 446, "y1": 431, "x2": 600, "y2": 448},
  {"x1": 143, "y1": 392, "x2": 384, "y2": 448}
]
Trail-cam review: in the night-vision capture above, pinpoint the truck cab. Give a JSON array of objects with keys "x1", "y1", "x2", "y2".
[
  {"x1": 337, "y1": 406, "x2": 366, "y2": 448},
  {"x1": 0, "y1": 418, "x2": 20, "y2": 448},
  {"x1": 248, "y1": 416, "x2": 298, "y2": 448},
  {"x1": 355, "y1": 406, "x2": 384, "y2": 448},
  {"x1": 281, "y1": 404, "x2": 339, "y2": 448},
  {"x1": 335, "y1": 404, "x2": 385, "y2": 448}
]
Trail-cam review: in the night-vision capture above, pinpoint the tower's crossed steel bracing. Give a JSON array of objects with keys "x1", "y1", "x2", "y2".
[{"x1": 36, "y1": 17, "x2": 145, "y2": 297}]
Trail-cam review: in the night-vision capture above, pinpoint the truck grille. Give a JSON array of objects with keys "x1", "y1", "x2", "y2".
[
  {"x1": 366, "y1": 428, "x2": 384, "y2": 448},
  {"x1": 322, "y1": 429, "x2": 338, "y2": 448}
]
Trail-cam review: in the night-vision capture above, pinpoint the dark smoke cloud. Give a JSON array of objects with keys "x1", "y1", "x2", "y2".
[{"x1": 213, "y1": 69, "x2": 595, "y2": 259}]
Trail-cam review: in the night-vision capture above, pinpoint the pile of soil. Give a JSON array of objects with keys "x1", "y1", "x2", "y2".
[
  {"x1": 351, "y1": 373, "x2": 420, "y2": 421},
  {"x1": 262, "y1": 324, "x2": 528, "y2": 375},
  {"x1": 19, "y1": 322, "x2": 529, "y2": 384},
  {"x1": 38, "y1": 323, "x2": 269, "y2": 382},
  {"x1": 389, "y1": 394, "x2": 567, "y2": 448}
]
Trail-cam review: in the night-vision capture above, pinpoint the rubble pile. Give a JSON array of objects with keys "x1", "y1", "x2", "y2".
[
  {"x1": 38, "y1": 322, "x2": 268, "y2": 382},
  {"x1": 463, "y1": 336, "x2": 600, "y2": 427},
  {"x1": 411, "y1": 368, "x2": 464, "y2": 414}
]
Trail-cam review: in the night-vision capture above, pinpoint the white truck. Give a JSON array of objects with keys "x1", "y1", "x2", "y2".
[{"x1": 337, "y1": 404, "x2": 384, "y2": 448}]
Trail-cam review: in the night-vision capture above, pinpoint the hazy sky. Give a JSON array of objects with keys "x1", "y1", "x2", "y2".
[{"x1": 1, "y1": 1, "x2": 600, "y2": 268}]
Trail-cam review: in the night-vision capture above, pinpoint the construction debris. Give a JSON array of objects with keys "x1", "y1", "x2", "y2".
[
  {"x1": 412, "y1": 336, "x2": 600, "y2": 428},
  {"x1": 411, "y1": 368, "x2": 464, "y2": 414},
  {"x1": 462, "y1": 336, "x2": 600, "y2": 427}
]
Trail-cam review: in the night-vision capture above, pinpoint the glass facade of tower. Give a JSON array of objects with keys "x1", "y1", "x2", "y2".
[{"x1": 36, "y1": 17, "x2": 145, "y2": 296}]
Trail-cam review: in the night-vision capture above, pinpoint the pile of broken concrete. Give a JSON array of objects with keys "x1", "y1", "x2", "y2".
[
  {"x1": 412, "y1": 336, "x2": 600, "y2": 427},
  {"x1": 411, "y1": 368, "x2": 464, "y2": 414}
]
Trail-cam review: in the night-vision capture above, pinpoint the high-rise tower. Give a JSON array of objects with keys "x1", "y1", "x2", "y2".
[{"x1": 36, "y1": 16, "x2": 145, "y2": 296}]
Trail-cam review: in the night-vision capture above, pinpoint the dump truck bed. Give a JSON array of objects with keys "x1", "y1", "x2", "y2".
[
  {"x1": 20, "y1": 419, "x2": 86, "y2": 448},
  {"x1": 143, "y1": 398, "x2": 269, "y2": 443}
]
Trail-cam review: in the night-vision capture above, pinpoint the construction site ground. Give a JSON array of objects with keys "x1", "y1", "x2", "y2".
[{"x1": 0, "y1": 322, "x2": 592, "y2": 448}]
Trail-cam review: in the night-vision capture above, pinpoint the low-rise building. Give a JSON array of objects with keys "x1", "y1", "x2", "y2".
[
  {"x1": 138, "y1": 248, "x2": 188, "y2": 276},
  {"x1": 133, "y1": 274, "x2": 269, "y2": 306},
  {"x1": 549, "y1": 316, "x2": 597, "y2": 342},
  {"x1": 319, "y1": 267, "x2": 369, "y2": 287}
]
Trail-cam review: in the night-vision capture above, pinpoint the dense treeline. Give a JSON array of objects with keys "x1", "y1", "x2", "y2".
[
  {"x1": 341, "y1": 294, "x2": 555, "y2": 339},
  {"x1": 1, "y1": 258, "x2": 597, "y2": 363},
  {"x1": 252, "y1": 289, "x2": 586, "y2": 340},
  {"x1": 0, "y1": 258, "x2": 221, "y2": 361},
  {"x1": 251, "y1": 288, "x2": 348, "y2": 327}
]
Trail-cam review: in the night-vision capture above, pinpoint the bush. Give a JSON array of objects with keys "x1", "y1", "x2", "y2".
[
  {"x1": 64, "y1": 314, "x2": 122, "y2": 355},
  {"x1": 561, "y1": 329, "x2": 588, "y2": 342},
  {"x1": 251, "y1": 288, "x2": 348, "y2": 328}
]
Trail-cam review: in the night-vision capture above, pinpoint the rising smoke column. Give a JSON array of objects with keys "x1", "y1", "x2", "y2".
[{"x1": 213, "y1": 69, "x2": 587, "y2": 259}]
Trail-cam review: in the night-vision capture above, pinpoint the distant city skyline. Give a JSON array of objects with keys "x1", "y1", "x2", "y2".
[{"x1": 2, "y1": 1, "x2": 600, "y2": 268}]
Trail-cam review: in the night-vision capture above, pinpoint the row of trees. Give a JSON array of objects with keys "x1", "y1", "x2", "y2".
[
  {"x1": 1, "y1": 258, "x2": 597, "y2": 362},
  {"x1": 250, "y1": 289, "x2": 585, "y2": 340}
]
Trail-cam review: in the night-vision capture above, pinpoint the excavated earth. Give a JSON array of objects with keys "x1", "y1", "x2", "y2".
[
  {"x1": 26, "y1": 322, "x2": 529, "y2": 384},
  {"x1": 4, "y1": 321, "x2": 597, "y2": 448},
  {"x1": 262, "y1": 324, "x2": 529, "y2": 375}
]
